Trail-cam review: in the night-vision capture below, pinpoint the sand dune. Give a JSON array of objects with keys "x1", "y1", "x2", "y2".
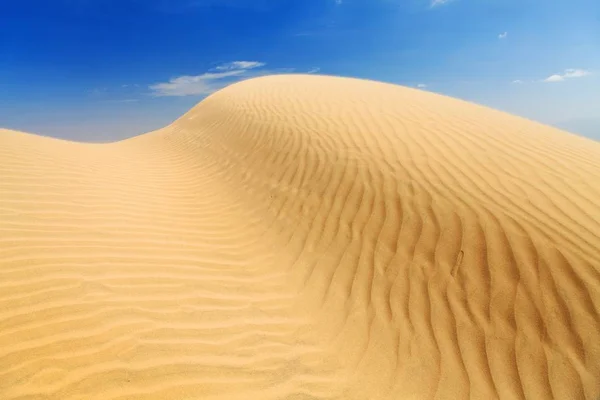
[{"x1": 1, "y1": 74, "x2": 599, "y2": 399}]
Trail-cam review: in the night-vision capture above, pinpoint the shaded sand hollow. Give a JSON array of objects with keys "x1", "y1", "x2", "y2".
[{"x1": 1, "y1": 75, "x2": 600, "y2": 400}]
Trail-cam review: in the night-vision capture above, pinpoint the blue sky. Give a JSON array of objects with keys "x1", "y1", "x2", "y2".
[{"x1": 1, "y1": 0, "x2": 598, "y2": 141}]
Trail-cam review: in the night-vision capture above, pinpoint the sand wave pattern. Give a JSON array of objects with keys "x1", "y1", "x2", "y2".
[{"x1": 1, "y1": 75, "x2": 599, "y2": 399}]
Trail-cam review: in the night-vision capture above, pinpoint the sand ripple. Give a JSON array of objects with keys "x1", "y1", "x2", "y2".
[{"x1": 1, "y1": 75, "x2": 599, "y2": 399}]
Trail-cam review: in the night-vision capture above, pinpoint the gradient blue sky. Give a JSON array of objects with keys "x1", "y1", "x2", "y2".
[{"x1": 1, "y1": 0, "x2": 598, "y2": 142}]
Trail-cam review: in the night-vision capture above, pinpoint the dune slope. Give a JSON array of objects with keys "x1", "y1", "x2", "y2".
[{"x1": 1, "y1": 75, "x2": 599, "y2": 400}]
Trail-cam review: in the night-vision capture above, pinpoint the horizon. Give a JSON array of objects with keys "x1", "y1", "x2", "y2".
[{"x1": 1, "y1": 0, "x2": 598, "y2": 141}]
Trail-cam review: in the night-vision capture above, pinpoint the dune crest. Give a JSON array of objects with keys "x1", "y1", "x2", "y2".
[{"x1": 1, "y1": 75, "x2": 599, "y2": 399}]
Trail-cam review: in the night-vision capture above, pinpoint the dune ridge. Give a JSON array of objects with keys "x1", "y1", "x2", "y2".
[{"x1": 1, "y1": 74, "x2": 599, "y2": 399}]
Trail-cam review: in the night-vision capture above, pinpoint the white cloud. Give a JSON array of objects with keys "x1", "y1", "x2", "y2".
[
  {"x1": 511, "y1": 80, "x2": 524, "y2": 84},
  {"x1": 215, "y1": 61, "x2": 266, "y2": 71},
  {"x1": 498, "y1": 32, "x2": 508, "y2": 39},
  {"x1": 545, "y1": 74, "x2": 564, "y2": 82},
  {"x1": 149, "y1": 61, "x2": 297, "y2": 97},
  {"x1": 149, "y1": 70, "x2": 245, "y2": 97},
  {"x1": 308, "y1": 67, "x2": 321, "y2": 74},
  {"x1": 543, "y1": 69, "x2": 591, "y2": 83},
  {"x1": 417, "y1": 83, "x2": 427, "y2": 88},
  {"x1": 430, "y1": 0, "x2": 452, "y2": 7},
  {"x1": 563, "y1": 69, "x2": 591, "y2": 78}
]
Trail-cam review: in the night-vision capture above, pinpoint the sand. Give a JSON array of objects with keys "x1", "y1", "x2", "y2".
[{"x1": 1, "y1": 74, "x2": 599, "y2": 400}]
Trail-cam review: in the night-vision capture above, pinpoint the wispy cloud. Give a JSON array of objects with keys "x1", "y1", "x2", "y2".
[
  {"x1": 430, "y1": 0, "x2": 452, "y2": 8},
  {"x1": 417, "y1": 83, "x2": 427, "y2": 88},
  {"x1": 150, "y1": 61, "x2": 294, "y2": 97},
  {"x1": 498, "y1": 32, "x2": 508, "y2": 39},
  {"x1": 511, "y1": 80, "x2": 524, "y2": 84},
  {"x1": 334, "y1": 0, "x2": 342, "y2": 4},
  {"x1": 215, "y1": 61, "x2": 265, "y2": 71},
  {"x1": 307, "y1": 67, "x2": 321, "y2": 74},
  {"x1": 543, "y1": 69, "x2": 591, "y2": 83},
  {"x1": 149, "y1": 70, "x2": 245, "y2": 96}
]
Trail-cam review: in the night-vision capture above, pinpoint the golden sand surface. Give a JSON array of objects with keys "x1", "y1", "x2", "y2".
[{"x1": 1, "y1": 75, "x2": 599, "y2": 399}]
